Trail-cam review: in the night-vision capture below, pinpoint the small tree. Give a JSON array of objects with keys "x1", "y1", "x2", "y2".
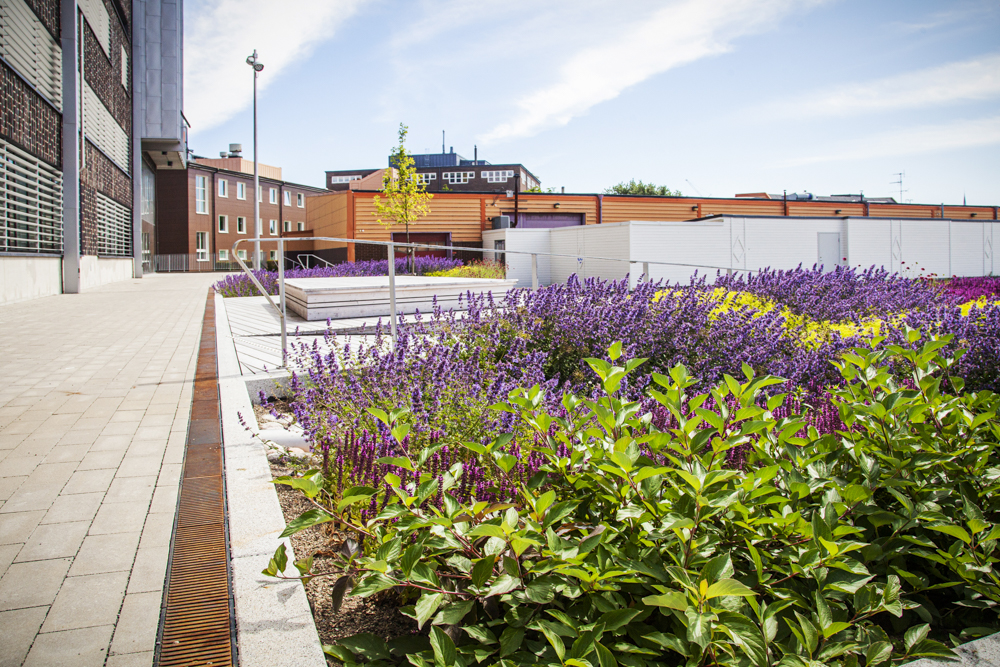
[
  {"x1": 605, "y1": 178, "x2": 681, "y2": 196},
  {"x1": 373, "y1": 123, "x2": 433, "y2": 273}
]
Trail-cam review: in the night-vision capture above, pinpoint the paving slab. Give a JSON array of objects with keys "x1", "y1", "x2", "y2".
[{"x1": 0, "y1": 273, "x2": 217, "y2": 666}]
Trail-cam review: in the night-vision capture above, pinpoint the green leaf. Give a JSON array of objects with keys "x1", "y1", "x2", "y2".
[
  {"x1": 433, "y1": 599, "x2": 474, "y2": 626},
  {"x1": 597, "y1": 608, "x2": 643, "y2": 632},
  {"x1": 377, "y1": 456, "x2": 414, "y2": 471},
  {"x1": 471, "y1": 555, "x2": 496, "y2": 588},
  {"x1": 643, "y1": 592, "x2": 688, "y2": 610},
  {"x1": 685, "y1": 609, "x2": 713, "y2": 649},
  {"x1": 539, "y1": 620, "x2": 566, "y2": 661},
  {"x1": 429, "y1": 626, "x2": 458, "y2": 667},
  {"x1": 595, "y1": 642, "x2": 618, "y2": 667},
  {"x1": 705, "y1": 578, "x2": 756, "y2": 599},
  {"x1": 499, "y1": 627, "x2": 525, "y2": 657},
  {"x1": 904, "y1": 624, "x2": 929, "y2": 651},
  {"x1": 415, "y1": 592, "x2": 443, "y2": 629},
  {"x1": 486, "y1": 574, "x2": 520, "y2": 597},
  {"x1": 866, "y1": 641, "x2": 892, "y2": 667},
  {"x1": 463, "y1": 625, "x2": 497, "y2": 645},
  {"x1": 273, "y1": 475, "x2": 321, "y2": 499},
  {"x1": 608, "y1": 341, "x2": 623, "y2": 361},
  {"x1": 262, "y1": 542, "x2": 287, "y2": 577},
  {"x1": 351, "y1": 573, "x2": 397, "y2": 597},
  {"x1": 468, "y1": 524, "x2": 506, "y2": 539},
  {"x1": 926, "y1": 523, "x2": 971, "y2": 544},
  {"x1": 339, "y1": 633, "x2": 391, "y2": 661}
]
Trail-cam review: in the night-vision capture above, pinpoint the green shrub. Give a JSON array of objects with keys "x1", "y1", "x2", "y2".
[{"x1": 269, "y1": 332, "x2": 1000, "y2": 666}]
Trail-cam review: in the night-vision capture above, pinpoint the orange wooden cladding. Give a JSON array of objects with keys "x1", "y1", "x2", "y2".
[{"x1": 297, "y1": 191, "x2": 998, "y2": 254}]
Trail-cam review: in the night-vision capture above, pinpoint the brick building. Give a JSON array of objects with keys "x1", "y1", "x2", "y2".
[
  {"x1": 153, "y1": 155, "x2": 326, "y2": 269},
  {"x1": 325, "y1": 147, "x2": 540, "y2": 194},
  {"x1": 0, "y1": 0, "x2": 185, "y2": 304}
]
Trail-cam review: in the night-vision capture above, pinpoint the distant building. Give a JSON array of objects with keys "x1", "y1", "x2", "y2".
[
  {"x1": 736, "y1": 192, "x2": 898, "y2": 204},
  {"x1": 153, "y1": 149, "x2": 326, "y2": 270},
  {"x1": 325, "y1": 147, "x2": 541, "y2": 193}
]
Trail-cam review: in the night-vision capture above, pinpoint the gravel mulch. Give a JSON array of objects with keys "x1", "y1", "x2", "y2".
[{"x1": 270, "y1": 461, "x2": 418, "y2": 659}]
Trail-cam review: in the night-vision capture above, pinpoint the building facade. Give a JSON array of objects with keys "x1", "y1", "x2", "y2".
[
  {"x1": 298, "y1": 189, "x2": 1000, "y2": 266},
  {"x1": 153, "y1": 158, "x2": 326, "y2": 269},
  {"x1": 0, "y1": 0, "x2": 185, "y2": 304},
  {"x1": 325, "y1": 148, "x2": 540, "y2": 194}
]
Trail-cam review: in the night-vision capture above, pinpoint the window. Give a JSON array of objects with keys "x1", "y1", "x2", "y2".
[
  {"x1": 330, "y1": 175, "x2": 361, "y2": 184},
  {"x1": 121, "y1": 45, "x2": 128, "y2": 89},
  {"x1": 416, "y1": 173, "x2": 437, "y2": 185},
  {"x1": 443, "y1": 171, "x2": 474, "y2": 185},
  {"x1": 269, "y1": 188, "x2": 277, "y2": 204},
  {"x1": 218, "y1": 215, "x2": 228, "y2": 233},
  {"x1": 269, "y1": 250, "x2": 277, "y2": 260},
  {"x1": 195, "y1": 232, "x2": 208, "y2": 260},
  {"x1": 269, "y1": 220, "x2": 277, "y2": 235},
  {"x1": 236, "y1": 216, "x2": 246, "y2": 234},
  {"x1": 283, "y1": 221, "x2": 292, "y2": 232},
  {"x1": 258, "y1": 188, "x2": 262, "y2": 203},
  {"x1": 484, "y1": 170, "x2": 514, "y2": 183},
  {"x1": 195, "y1": 175, "x2": 207, "y2": 213},
  {"x1": 237, "y1": 182, "x2": 246, "y2": 199},
  {"x1": 218, "y1": 179, "x2": 228, "y2": 197},
  {"x1": 297, "y1": 193, "x2": 304, "y2": 207},
  {"x1": 237, "y1": 249, "x2": 247, "y2": 260},
  {"x1": 283, "y1": 191, "x2": 291, "y2": 206},
  {"x1": 297, "y1": 222, "x2": 305, "y2": 232},
  {"x1": 218, "y1": 249, "x2": 228, "y2": 261}
]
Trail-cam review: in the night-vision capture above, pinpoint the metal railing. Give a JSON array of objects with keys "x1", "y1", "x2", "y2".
[
  {"x1": 153, "y1": 253, "x2": 250, "y2": 273},
  {"x1": 230, "y1": 236, "x2": 742, "y2": 366}
]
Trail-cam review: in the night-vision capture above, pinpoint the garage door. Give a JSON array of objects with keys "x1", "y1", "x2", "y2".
[{"x1": 517, "y1": 213, "x2": 584, "y2": 228}]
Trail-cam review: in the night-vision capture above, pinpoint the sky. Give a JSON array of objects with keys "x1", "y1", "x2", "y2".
[{"x1": 183, "y1": 0, "x2": 1000, "y2": 205}]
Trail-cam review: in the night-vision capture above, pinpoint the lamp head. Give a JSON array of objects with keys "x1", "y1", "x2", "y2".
[{"x1": 254, "y1": 63, "x2": 264, "y2": 72}]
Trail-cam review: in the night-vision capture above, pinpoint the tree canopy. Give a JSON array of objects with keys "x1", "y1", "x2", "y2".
[{"x1": 604, "y1": 179, "x2": 681, "y2": 196}]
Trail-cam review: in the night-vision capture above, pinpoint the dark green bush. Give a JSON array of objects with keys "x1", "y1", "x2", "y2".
[{"x1": 268, "y1": 332, "x2": 1000, "y2": 666}]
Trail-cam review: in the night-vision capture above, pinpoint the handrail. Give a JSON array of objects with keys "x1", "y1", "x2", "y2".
[{"x1": 230, "y1": 235, "x2": 747, "y2": 363}]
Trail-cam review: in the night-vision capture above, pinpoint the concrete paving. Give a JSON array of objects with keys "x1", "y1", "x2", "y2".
[{"x1": 0, "y1": 273, "x2": 218, "y2": 667}]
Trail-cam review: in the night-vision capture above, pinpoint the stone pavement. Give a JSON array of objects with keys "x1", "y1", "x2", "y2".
[{"x1": 0, "y1": 273, "x2": 220, "y2": 667}]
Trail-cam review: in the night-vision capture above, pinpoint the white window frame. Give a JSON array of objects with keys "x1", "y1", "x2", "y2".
[
  {"x1": 195, "y1": 175, "x2": 207, "y2": 214},
  {"x1": 269, "y1": 188, "x2": 277, "y2": 204},
  {"x1": 416, "y1": 173, "x2": 437, "y2": 185},
  {"x1": 218, "y1": 249, "x2": 228, "y2": 261},
  {"x1": 443, "y1": 171, "x2": 474, "y2": 185},
  {"x1": 258, "y1": 188, "x2": 262, "y2": 203},
  {"x1": 237, "y1": 249, "x2": 247, "y2": 260},
  {"x1": 237, "y1": 182, "x2": 246, "y2": 200},
  {"x1": 269, "y1": 250, "x2": 277, "y2": 260},
  {"x1": 120, "y1": 45, "x2": 128, "y2": 89},
  {"x1": 236, "y1": 216, "x2": 246, "y2": 234},
  {"x1": 195, "y1": 232, "x2": 208, "y2": 261},
  {"x1": 283, "y1": 191, "x2": 291, "y2": 206},
  {"x1": 218, "y1": 215, "x2": 228, "y2": 233},
  {"x1": 297, "y1": 193, "x2": 305, "y2": 207},
  {"x1": 283, "y1": 220, "x2": 292, "y2": 232},
  {"x1": 218, "y1": 179, "x2": 228, "y2": 197},
  {"x1": 484, "y1": 170, "x2": 514, "y2": 183},
  {"x1": 330, "y1": 175, "x2": 361, "y2": 184},
  {"x1": 269, "y1": 220, "x2": 277, "y2": 236},
  {"x1": 297, "y1": 221, "x2": 305, "y2": 232}
]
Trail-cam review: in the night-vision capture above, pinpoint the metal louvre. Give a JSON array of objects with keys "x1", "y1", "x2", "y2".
[
  {"x1": 95, "y1": 190, "x2": 131, "y2": 256},
  {"x1": 0, "y1": 0, "x2": 62, "y2": 109},
  {"x1": 1, "y1": 137, "x2": 62, "y2": 253},
  {"x1": 84, "y1": 82, "x2": 130, "y2": 172}
]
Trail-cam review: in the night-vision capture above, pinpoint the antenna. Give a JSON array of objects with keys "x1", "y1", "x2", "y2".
[
  {"x1": 442, "y1": 131, "x2": 445, "y2": 154},
  {"x1": 685, "y1": 179, "x2": 703, "y2": 197},
  {"x1": 890, "y1": 171, "x2": 906, "y2": 203}
]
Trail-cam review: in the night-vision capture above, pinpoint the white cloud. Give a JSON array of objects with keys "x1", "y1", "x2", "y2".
[
  {"x1": 783, "y1": 116, "x2": 1000, "y2": 166},
  {"x1": 479, "y1": 0, "x2": 817, "y2": 144},
  {"x1": 184, "y1": 0, "x2": 363, "y2": 135},
  {"x1": 763, "y1": 54, "x2": 1000, "y2": 119}
]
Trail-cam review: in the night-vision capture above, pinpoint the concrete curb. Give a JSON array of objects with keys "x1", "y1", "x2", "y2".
[
  {"x1": 906, "y1": 632, "x2": 1000, "y2": 666},
  {"x1": 215, "y1": 293, "x2": 326, "y2": 667}
]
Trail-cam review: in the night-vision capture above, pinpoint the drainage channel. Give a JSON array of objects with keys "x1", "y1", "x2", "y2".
[{"x1": 156, "y1": 289, "x2": 236, "y2": 666}]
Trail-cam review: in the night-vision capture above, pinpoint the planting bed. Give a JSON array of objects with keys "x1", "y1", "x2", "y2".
[{"x1": 254, "y1": 269, "x2": 1000, "y2": 667}]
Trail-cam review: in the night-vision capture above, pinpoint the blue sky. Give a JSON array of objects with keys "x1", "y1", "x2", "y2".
[{"x1": 184, "y1": 0, "x2": 1000, "y2": 205}]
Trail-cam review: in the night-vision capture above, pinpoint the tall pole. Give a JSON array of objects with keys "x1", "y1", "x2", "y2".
[{"x1": 247, "y1": 50, "x2": 264, "y2": 269}]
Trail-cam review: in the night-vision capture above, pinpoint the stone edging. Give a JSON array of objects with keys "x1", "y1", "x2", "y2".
[{"x1": 215, "y1": 292, "x2": 326, "y2": 667}]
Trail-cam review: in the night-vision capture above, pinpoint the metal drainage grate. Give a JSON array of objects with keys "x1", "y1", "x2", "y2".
[{"x1": 156, "y1": 290, "x2": 236, "y2": 666}]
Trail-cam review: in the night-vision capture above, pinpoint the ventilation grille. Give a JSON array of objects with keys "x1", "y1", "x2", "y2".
[
  {"x1": 1, "y1": 136, "x2": 62, "y2": 253},
  {"x1": 84, "y1": 82, "x2": 130, "y2": 172},
  {"x1": 0, "y1": 0, "x2": 62, "y2": 109},
  {"x1": 95, "y1": 190, "x2": 130, "y2": 256}
]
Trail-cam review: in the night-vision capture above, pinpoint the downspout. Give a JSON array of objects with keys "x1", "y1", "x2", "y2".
[
  {"x1": 597, "y1": 194, "x2": 603, "y2": 224},
  {"x1": 513, "y1": 173, "x2": 519, "y2": 228}
]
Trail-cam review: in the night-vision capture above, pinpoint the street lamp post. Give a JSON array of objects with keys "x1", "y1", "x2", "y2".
[{"x1": 246, "y1": 50, "x2": 264, "y2": 269}]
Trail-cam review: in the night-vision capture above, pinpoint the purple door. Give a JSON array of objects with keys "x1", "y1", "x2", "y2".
[{"x1": 517, "y1": 213, "x2": 584, "y2": 228}]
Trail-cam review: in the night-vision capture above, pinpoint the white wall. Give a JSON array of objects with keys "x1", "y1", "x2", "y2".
[
  {"x1": 79, "y1": 256, "x2": 135, "y2": 290},
  {"x1": 630, "y1": 220, "x2": 730, "y2": 285},
  {"x1": 0, "y1": 256, "x2": 63, "y2": 305},
  {"x1": 550, "y1": 223, "x2": 631, "y2": 285},
  {"x1": 483, "y1": 228, "x2": 552, "y2": 286}
]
